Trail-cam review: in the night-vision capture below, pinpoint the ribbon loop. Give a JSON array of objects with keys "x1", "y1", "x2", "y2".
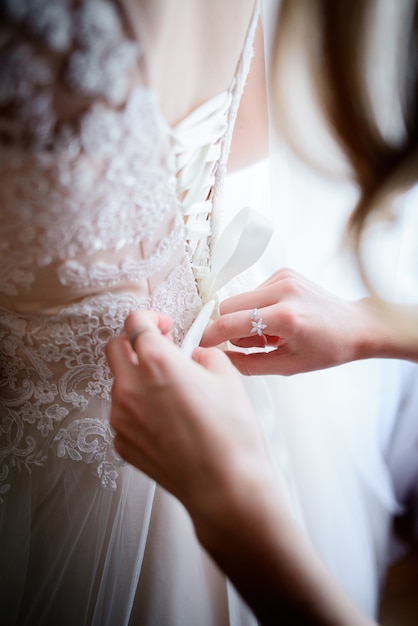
[{"x1": 201, "y1": 206, "x2": 274, "y2": 302}]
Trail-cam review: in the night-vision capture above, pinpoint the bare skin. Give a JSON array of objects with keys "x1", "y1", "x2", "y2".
[
  {"x1": 201, "y1": 268, "x2": 418, "y2": 376},
  {"x1": 122, "y1": 0, "x2": 258, "y2": 126},
  {"x1": 106, "y1": 310, "x2": 375, "y2": 626}
]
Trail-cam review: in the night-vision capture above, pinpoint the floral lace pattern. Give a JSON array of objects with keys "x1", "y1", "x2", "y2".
[
  {"x1": 0, "y1": 87, "x2": 176, "y2": 296},
  {"x1": 0, "y1": 0, "x2": 258, "y2": 501},
  {"x1": 0, "y1": 262, "x2": 201, "y2": 501},
  {"x1": 0, "y1": 0, "x2": 198, "y2": 501},
  {"x1": 57, "y1": 218, "x2": 184, "y2": 290}
]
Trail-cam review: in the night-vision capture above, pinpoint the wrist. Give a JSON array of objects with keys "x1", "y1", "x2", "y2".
[
  {"x1": 350, "y1": 297, "x2": 389, "y2": 360},
  {"x1": 189, "y1": 453, "x2": 281, "y2": 554},
  {"x1": 354, "y1": 298, "x2": 418, "y2": 362}
]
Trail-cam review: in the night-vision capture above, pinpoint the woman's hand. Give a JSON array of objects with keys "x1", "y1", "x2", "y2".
[
  {"x1": 201, "y1": 268, "x2": 390, "y2": 376},
  {"x1": 105, "y1": 310, "x2": 376, "y2": 626},
  {"x1": 104, "y1": 297, "x2": 399, "y2": 626},
  {"x1": 105, "y1": 310, "x2": 271, "y2": 524}
]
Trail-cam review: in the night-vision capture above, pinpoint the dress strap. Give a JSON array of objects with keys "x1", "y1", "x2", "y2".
[{"x1": 209, "y1": 0, "x2": 261, "y2": 251}]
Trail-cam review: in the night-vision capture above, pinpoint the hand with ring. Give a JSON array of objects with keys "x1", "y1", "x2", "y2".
[
  {"x1": 105, "y1": 309, "x2": 270, "y2": 515},
  {"x1": 201, "y1": 268, "x2": 395, "y2": 376}
]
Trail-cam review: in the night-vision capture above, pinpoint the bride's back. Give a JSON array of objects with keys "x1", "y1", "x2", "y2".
[
  {"x1": 122, "y1": 0, "x2": 257, "y2": 125},
  {"x1": 0, "y1": 3, "x2": 261, "y2": 624}
]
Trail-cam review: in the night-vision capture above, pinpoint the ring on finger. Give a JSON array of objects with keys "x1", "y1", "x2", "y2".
[
  {"x1": 249, "y1": 308, "x2": 268, "y2": 336},
  {"x1": 128, "y1": 324, "x2": 160, "y2": 349}
]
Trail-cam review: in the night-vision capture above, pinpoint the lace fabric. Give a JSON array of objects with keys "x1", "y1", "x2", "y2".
[
  {"x1": 0, "y1": 260, "x2": 200, "y2": 501},
  {"x1": 0, "y1": 2, "x2": 261, "y2": 624},
  {"x1": 0, "y1": 0, "x2": 202, "y2": 496},
  {"x1": 0, "y1": 0, "x2": 260, "y2": 501}
]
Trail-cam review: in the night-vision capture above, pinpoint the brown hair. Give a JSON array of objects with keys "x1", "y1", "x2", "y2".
[{"x1": 272, "y1": 0, "x2": 418, "y2": 269}]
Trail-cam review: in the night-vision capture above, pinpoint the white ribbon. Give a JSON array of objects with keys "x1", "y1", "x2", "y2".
[
  {"x1": 180, "y1": 299, "x2": 216, "y2": 356},
  {"x1": 181, "y1": 206, "x2": 273, "y2": 355},
  {"x1": 201, "y1": 205, "x2": 274, "y2": 301}
]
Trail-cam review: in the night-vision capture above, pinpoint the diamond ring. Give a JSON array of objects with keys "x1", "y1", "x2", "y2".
[{"x1": 249, "y1": 308, "x2": 267, "y2": 336}]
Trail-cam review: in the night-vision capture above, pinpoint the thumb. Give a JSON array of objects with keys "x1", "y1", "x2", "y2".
[
  {"x1": 106, "y1": 335, "x2": 135, "y2": 377},
  {"x1": 192, "y1": 346, "x2": 238, "y2": 376},
  {"x1": 224, "y1": 350, "x2": 267, "y2": 376}
]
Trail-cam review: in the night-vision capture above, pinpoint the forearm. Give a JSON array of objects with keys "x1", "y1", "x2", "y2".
[
  {"x1": 353, "y1": 298, "x2": 418, "y2": 363},
  {"x1": 192, "y1": 469, "x2": 375, "y2": 626}
]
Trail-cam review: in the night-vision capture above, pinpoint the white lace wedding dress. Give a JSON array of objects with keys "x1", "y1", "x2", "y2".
[{"x1": 0, "y1": 1, "x2": 263, "y2": 624}]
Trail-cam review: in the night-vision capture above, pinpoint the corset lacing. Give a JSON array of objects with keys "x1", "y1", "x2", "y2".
[{"x1": 168, "y1": 90, "x2": 232, "y2": 295}]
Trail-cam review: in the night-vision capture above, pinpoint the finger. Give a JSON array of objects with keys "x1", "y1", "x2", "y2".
[
  {"x1": 126, "y1": 321, "x2": 199, "y2": 388},
  {"x1": 125, "y1": 310, "x2": 173, "y2": 339},
  {"x1": 110, "y1": 394, "x2": 146, "y2": 442},
  {"x1": 224, "y1": 349, "x2": 287, "y2": 376},
  {"x1": 106, "y1": 334, "x2": 137, "y2": 378},
  {"x1": 124, "y1": 311, "x2": 178, "y2": 381},
  {"x1": 200, "y1": 310, "x2": 259, "y2": 347},
  {"x1": 128, "y1": 324, "x2": 161, "y2": 352},
  {"x1": 201, "y1": 304, "x2": 277, "y2": 348},
  {"x1": 192, "y1": 346, "x2": 238, "y2": 376},
  {"x1": 113, "y1": 433, "x2": 155, "y2": 479},
  {"x1": 230, "y1": 334, "x2": 281, "y2": 349},
  {"x1": 260, "y1": 269, "x2": 316, "y2": 294},
  {"x1": 258, "y1": 267, "x2": 306, "y2": 288},
  {"x1": 219, "y1": 285, "x2": 278, "y2": 315},
  {"x1": 226, "y1": 347, "x2": 299, "y2": 376}
]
